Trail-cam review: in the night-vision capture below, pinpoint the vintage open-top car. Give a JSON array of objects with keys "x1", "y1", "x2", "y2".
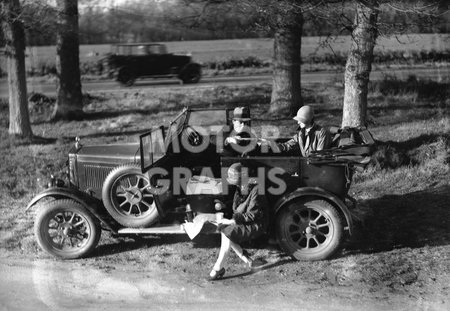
[
  {"x1": 27, "y1": 107, "x2": 373, "y2": 261},
  {"x1": 104, "y1": 43, "x2": 202, "y2": 86}
]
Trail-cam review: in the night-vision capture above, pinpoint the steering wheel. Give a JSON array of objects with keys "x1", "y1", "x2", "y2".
[{"x1": 183, "y1": 126, "x2": 203, "y2": 147}]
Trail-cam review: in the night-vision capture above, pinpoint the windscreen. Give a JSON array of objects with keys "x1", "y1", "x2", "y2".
[
  {"x1": 139, "y1": 127, "x2": 165, "y2": 173},
  {"x1": 165, "y1": 111, "x2": 187, "y2": 150}
]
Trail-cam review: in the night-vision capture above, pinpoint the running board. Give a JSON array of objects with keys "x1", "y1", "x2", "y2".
[{"x1": 118, "y1": 224, "x2": 185, "y2": 235}]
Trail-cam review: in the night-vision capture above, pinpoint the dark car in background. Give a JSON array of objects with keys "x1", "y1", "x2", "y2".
[{"x1": 104, "y1": 43, "x2": 202, "y2": 86}]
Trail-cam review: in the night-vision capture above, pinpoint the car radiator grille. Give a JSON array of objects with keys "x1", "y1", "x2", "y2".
[{"x1": 81, "y1": 164, "x2": 116, "y2": 190}]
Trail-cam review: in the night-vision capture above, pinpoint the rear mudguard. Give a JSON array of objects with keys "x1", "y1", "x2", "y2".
[
  {"x1": 26, "y1": 187, "x2": 118, "y2": 233},
  {"x1": 274, "y1": 187, "x2": 354, "y2": 235}
]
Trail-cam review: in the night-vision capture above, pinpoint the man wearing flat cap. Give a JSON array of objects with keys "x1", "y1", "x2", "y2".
[
  {"x1": 262, "y1": 105, "x2": 331, "y2": 157},
  {"x1": 224, "y1": 107, "x2": 258, "y2": 155}
]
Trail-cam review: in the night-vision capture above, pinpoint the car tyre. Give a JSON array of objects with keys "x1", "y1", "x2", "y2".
[
  {"x1": 34, "y1": 199, "x2": 101, "y2": 259},
  {"x1": 117, "y1": 67, "x2": 135, "y2": 86},
  {"x1": 276, "y1": 199, "x2": 344, "y2": 261},
  {"x1": 102, "y1": 164, "x2": 159, "y2": 228},
  {"x1": 179, "y1": 63, "x2": 201, "y2": 84}
]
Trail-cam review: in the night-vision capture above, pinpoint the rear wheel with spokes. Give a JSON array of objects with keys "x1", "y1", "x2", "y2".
[
  {"x1": 117, "y1": 67, "x2": 135, "y2": 86},
  {"x1": 276, "y1": 199, "x2": 344, "y2": 261},
  {"x1": 179, "y1": 63, "x2": 201, "y2": 84}
]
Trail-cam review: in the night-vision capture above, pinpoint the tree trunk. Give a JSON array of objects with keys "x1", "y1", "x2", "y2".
[
  {"x1": 269, "y1": 12, "x2": 303, "y2": 117},
  {"x1": 52, "y1": 0, "x2": 83, "y2": 120},
  {"x1": 342, "y1": 1, "x2": 379, "y2": 127},
  {"x1": 2, "y1": 0, "x2": 33, "y2": 138}
]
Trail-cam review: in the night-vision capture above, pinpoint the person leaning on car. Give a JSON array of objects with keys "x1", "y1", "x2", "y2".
[{"x1": 260, "y1": 105, "x2": 331, "y2": 156}]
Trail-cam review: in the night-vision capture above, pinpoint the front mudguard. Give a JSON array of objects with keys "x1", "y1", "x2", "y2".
[
  {"x1": 274, "y1": 187, "x2": 354, "y2": 235},
  {"x1": 26, "y1": 187, "x2": 118, "y2": 233}
]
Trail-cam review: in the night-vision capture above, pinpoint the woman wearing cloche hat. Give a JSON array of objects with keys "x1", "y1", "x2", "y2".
[{"x1": 261, "y1": 105, "x2": 331, "y2": 157}]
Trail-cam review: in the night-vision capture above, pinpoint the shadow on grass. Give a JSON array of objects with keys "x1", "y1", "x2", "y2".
[
  {"x1": 385, "y1": 133, "x2": 449, "y2": 150},
  {"x1": 80, "y1": 108, "x2": 164, "y2": 121},
  {"x1": 73, "y1": 129, "x2": 149, "y2": 139},
  {"x1": 374, "y1": 77, "x2": 449, "y2": 101},
  {"x1": 5, "y1": 135, "x2": 57, "y2": 146},
  {"x1": 78, "y1": 100, "x2": 256, "y2": 122},
  {"x1": 371, "y1": 133, "x2": 449, "y2": 169},
  {"x1": 31, "y1": 108, "x2": 166, "y2": 125},
  {"x1": 255, "y1": 101, "x2": 445, "y2": 123},
  {"x1": 347, "y1": 185, "x2": 450, "y2": 254},
  {"x1": 322, "y1": 102, "x2": 445, "y2": 118}
]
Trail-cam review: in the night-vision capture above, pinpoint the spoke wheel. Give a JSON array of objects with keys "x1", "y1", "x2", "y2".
[
  {"x1": 102, "y1": 164, "x2": 159, "y2": 228},
  {"x1": 34, "y1": 199, "x2": 101, "y2": 259},
  {"x1": 117, "y1": 67, "x2": 135, "y2": 86},
  {"x1": 180, "y1": 64, "x2": 201, "y2": 84},
  {"x1": 276, "y1": 199, "x2": 344, "y2": 261}
]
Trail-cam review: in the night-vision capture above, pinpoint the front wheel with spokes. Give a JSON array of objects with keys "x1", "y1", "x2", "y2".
[
  {"x1": 102, "y1": 164, "x2": 159, "y2": 228},
  {"x1": 276, "y1": 199, "x2": 344, "y2": 261},
  {"x1": 34, "y1": 199, "x2": 101, "y2": 259}
]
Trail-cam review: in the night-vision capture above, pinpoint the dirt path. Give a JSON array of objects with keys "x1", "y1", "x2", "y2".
[{"x1": 1, "y1": 253, "x2": 448, "y2": 311}]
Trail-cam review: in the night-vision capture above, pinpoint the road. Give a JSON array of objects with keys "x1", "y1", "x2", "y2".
[
  {"x1": 0, "y1": 257, "x2": 426, "y2": 311},
  {"x1": 0, "y1": 257, "x2": 341, "y2": 311},
  {"x1": 0, "y1": 67, "x2": 448, "y2": 98}
]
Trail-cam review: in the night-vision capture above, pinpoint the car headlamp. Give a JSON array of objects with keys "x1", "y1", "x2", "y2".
[{"x1": 46, "y1": 175, "x2": 65, "y2": 188}]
